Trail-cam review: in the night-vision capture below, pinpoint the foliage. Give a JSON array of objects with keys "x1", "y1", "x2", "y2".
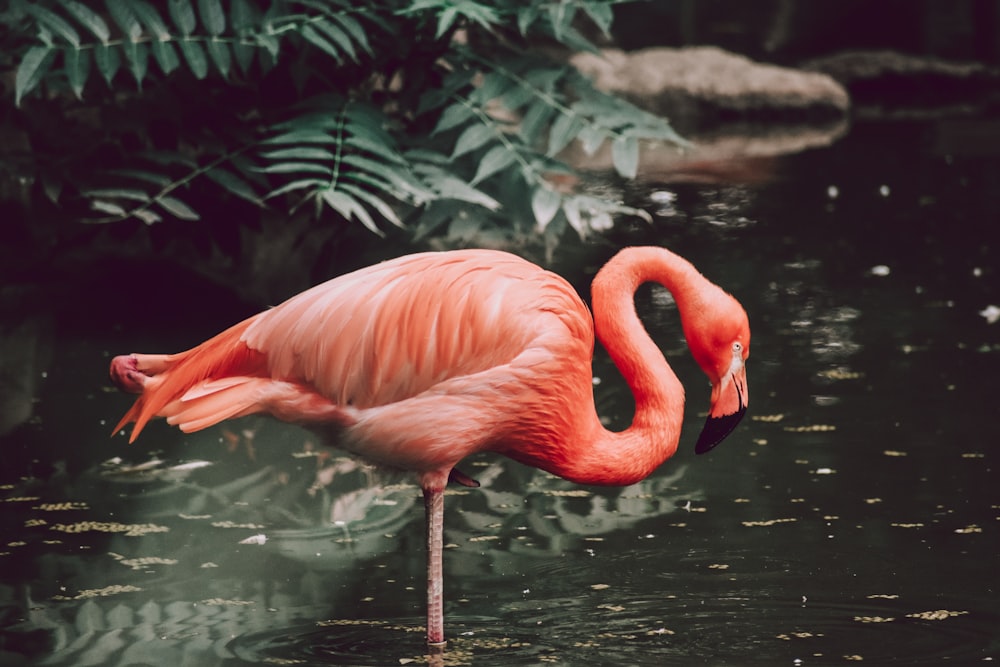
[{"x1": 3, "y1": 0, "x2": 686, "y2": 248}]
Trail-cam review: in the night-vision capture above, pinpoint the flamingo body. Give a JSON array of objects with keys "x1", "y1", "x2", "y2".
[{"x1": 110, "y1": 246, "x2": 750, "y2": 646}]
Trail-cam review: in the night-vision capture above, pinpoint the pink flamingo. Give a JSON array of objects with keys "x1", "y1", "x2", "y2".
[{"x1": 109, "y1": 246, "x2": 750, "y2": 647}]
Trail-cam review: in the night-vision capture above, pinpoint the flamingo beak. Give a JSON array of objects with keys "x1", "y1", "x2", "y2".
[{"x1": 695, "y1": 360, "x2": 748, "y2": 455}]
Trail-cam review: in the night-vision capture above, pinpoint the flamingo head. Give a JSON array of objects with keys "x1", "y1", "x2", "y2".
[{"x1": 683, "y1": 289, "x2": 750, "y2": 455}]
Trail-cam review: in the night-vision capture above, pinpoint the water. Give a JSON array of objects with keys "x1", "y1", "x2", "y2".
[{"x1": 2, "y1": 119, "x2": 998, "y2": 666}]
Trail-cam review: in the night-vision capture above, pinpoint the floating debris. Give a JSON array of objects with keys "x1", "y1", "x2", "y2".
[
  {"x1": 817, "y1": 368, "x2": 864, "y2": 380},
  {"x1": 198, "y1": 598, "x2": 255, "y2": 606},
  {"x1": 867, "y1": 594, "x2": 900, "y2": 599},
  {"x1": 50, "y1": 521, "x2": 168, "y2": 537},
  {"x1": 53, "y1": 584, "x2": 142, "y2": 600},
  {"x1": 854, "y1": 615, "x2": 895, "y2": 623},
  {"x1": 979, "y1": 304, "x2": 1000, "y2": 324},
  {"x1": 752, "y1": 414, "x2": 785, "y2": 422},
  {"x1": 890, "y1": 523, "x2": 924, "y2": 529},
  {"x1": 742, "y1": 518, "x2": 797, "y2": 527},
  {"x1": 544, "y1": 489, "x2": 592, "y2": 497},
  {"x1": 468, "y1": 535, "x2": 499, "y2": 543},
  {"x1": 906, "y1": 609, "x2": 969, "y2": 621},
  {"x1": 212, "y1": 520, "x2": 266, "y2": 530},
  {"x1": 590, "y1": 583, "x2": 610, "y2": 590},
  {"x1": 707, "y1": 563, "x2": 730, "y2": 570},
  {"x1": 784, "y1": 424, "x2": 836, "y2": 433},
  {"x1": 883, "y1": 450, "x2": 908, "y2": 457},
  {"x1": 32, "y1": 502, "x2": 89, "y2": 511},
  {"x1": 954, "y1": 525, "x2": 982, "y2": 534},
  {"x1": 239, "y1": 534, "x2": 268, "y2": 545},
  {"x1": 109, "y1": 552, "x2": 178, "y2": 570}
]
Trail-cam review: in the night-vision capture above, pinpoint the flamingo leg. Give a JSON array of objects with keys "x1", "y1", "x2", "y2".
[{"x1": 424, "y1": 486, "x2": 446, "y2": 647}]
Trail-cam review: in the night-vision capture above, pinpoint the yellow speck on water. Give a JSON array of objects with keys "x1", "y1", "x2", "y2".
[
  {"x1": 468, "y1": 535, "x2": 499, "y2": 542},
  {"x1": 50, "y1": 521, "x2": 168, "y2": 537},
  {"x1": 211, "y1": 520, "x2": 265, "y2": 529},
  {"x1": 751, "y1": 414, "x2": 784, "y2": 422},
  {"x1": 544, "y1": 489, "x2": 592, "y2": 497},
  {"x1": 784, "y1": 424, "x2": 837, "y2": 433},
  {"x1": 954, "y1": 525, "x2": 982, "y2": 534},
  {"x1": 883, "y1": 450, "x2": 908, "y2": 457},
  {"x1": 24, "y1": 518, "x2": 47, "y2": 527},
  {"x1": 52, "y1": 584, "x2": 142, "y2": 600},
  {"x1": 590, "y1": 583, "x2": 610, "y2": 590},
  {"x1": 906, "y1": 609, "x2": 969, "y2": 621},
  {"x1": 707, "y1": 563, "x2": 729, "y2": 570},
  {"x1": 198, "y1": 598, "x2": 255, "y2": 606},
  {"x1": 890, "y1": 523, "x2": 924, "y2": 529},
  {"x1": 864, "y1": 498, "x2": 882, "y2": 504},
  {"x1": 32, "y1": 502, "x2": 89, "y2": 511},
  {"x1": 854, "y1": 616, "x2": 895, "y2": 623},
  {"x1": 742, "y1": 518, "x2": 797, "y2": 527},
  {"x1": 867, "y1": 594, "x2": 899, "y2": 599},
  {"x1": 110, "y1": 552, "x2": 179, "y2": 570}
]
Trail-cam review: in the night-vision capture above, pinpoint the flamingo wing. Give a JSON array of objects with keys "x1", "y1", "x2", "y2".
[{"x1": 115, "y1": 250, "x2": 594, "y2": 464}]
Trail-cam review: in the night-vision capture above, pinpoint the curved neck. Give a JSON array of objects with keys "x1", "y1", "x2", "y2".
[{"x1": 574, "y1": 247, "x2": 706, "y2": 485}]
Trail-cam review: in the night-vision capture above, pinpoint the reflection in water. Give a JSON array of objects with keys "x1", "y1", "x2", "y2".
[{"x1": 2, "y1": 120, "x2": 999, "y2": 665}]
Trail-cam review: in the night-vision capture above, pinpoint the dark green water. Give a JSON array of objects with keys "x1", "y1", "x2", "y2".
[{"x1": 2, "y1": 120, "x2": 998, "y2": 665}]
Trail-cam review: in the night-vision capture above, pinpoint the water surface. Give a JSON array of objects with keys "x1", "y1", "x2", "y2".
[{"x1": 2, "y1": 120, "x2": 998, "y2": 665}]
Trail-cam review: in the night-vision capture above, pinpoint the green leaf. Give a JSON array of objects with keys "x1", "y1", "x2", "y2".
[
  {"x1": 90, "y1": 200, "x2": 128, "y2": 216},
  {"x1": 431, "y1": 103, "x2": 474, "y2": 135},
  {"x1": 430, "y1": 174, "x2": 500, "y2": 210},
  {"x1": 519, "y1": 102, "x2": 556, "y2": 144},
  {"x1": 131, "y1": 1, "x2": 170, "y2": 39},
  {"x1": 179, "y1": 40, "x2": 208, "y2": 79},
  {"x1": 330, "y1": 14, "x2": 372, "y2": 56},
  {"x1": 471, "y1": 144, "x2": 517, "y2": 185},
  {"x1": 232, "y1": 40, "x2": 255, "y2": 74},
  {"x1": 151, "y1": 40, "x2": 181, "y2": 74},
  {"x1": 158, "y1": 195, "x2": 200, "y2": 220},
  {"x1": 65, "y1": 47, "x2": 90, "y2": 98},
  {"x1": 257, "y1": 162, "x2": 332, "y2": 175},
  {"x1": 339, "y1": 183, "x2": 404, "y2": 228},
  {"x1": 531, "y1": 186, "x2": 561, "y2": 229},
  {"x1": 547, "y1": 112, "x2": 582, "y2": 156},
  {"x1": 205, "y1": 167, "x2": 265, "y2": 206},
  {"x1": 169, "y1": 0, "x2": 197, "y2": 36},
  {"x1": 321, "y1": 189, "x2": 382, "y2": 235},
  {"x1": 15, "y1": 46, "x2": 56, "y2": 105},
  {"x1": 451, "y1": 123, "x2": 495, "y2": 159},
  {"x1": 231, "y1": 0, "x2": 255, "y2": 31},
  {"x1": 611, "y1": 134, "x2": 639, "y2": 179},
  {"x1": 577, "y1": 124, "x2": 607, "y2": 155},
  {"x1": 106, "y1": 0, "x2": 143, "y2": 40},
  {"x1": 198, "y1": 0, "x2": 225, "y2": 35},
  {"x1": 25, "y1": 5, "x2": 80, "y2": 46},
  {"x1": 582, "y1": 2, "x2": 614, "y2": 36},
  {"x1": 260, "y1": 147, "x2": 337, "y2": 161},
  {"x1": 207, "y1": 39, "x2": 231, "y2": 78},
  {"x1": 301, "y1": 25, "x2": 343, "y2": 64},
  {"x1": 264, "y1": 178, "x2": 326, "y2": 199},
  {"x1": 94, "y1": 43, "x2": 121, "y2": 85},
  {"x1": 313, "y1": 19, "x2": 357, "y2": 63},
  {"x1": 63, "y1": 0, "x2": 111, "y2": 42},
  {"x1": 122, "y1": 40, "x2": 149, "y2": 86}
]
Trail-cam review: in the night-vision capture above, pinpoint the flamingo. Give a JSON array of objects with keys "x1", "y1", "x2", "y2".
[{"x1": 109, "y1": 246, "x2": 750, "y2": 647}]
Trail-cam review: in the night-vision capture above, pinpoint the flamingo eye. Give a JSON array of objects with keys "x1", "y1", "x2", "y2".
[{"x1": 732, "y1": 342, "x2": 742, "y2": 353}]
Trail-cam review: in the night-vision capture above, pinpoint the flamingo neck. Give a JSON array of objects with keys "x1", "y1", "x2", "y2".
[{"x1": 577, "y1": 247, "x2": 708, "y2": 485}]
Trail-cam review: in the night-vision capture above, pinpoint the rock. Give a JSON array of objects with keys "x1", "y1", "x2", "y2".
[
  {"x1": 571, "y1": 46, "x2": 849, "y2": 129},
  {"x1": 566, "y1": 46, "x2": 849, "y2": 183}
]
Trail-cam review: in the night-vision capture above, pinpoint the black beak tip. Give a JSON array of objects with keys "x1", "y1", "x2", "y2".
[{"x1": 695, "y1": 409, "x2": 747, "y2": 455}]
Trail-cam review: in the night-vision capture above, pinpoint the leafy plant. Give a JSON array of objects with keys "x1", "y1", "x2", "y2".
[{"x1": 4, "y1": 0, "x2": 686, "y2": 248}]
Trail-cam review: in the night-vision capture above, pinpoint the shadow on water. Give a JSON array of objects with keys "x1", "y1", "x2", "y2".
[{"x1": 2, "y1": 119, "x2": 999, "y2": 665}]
